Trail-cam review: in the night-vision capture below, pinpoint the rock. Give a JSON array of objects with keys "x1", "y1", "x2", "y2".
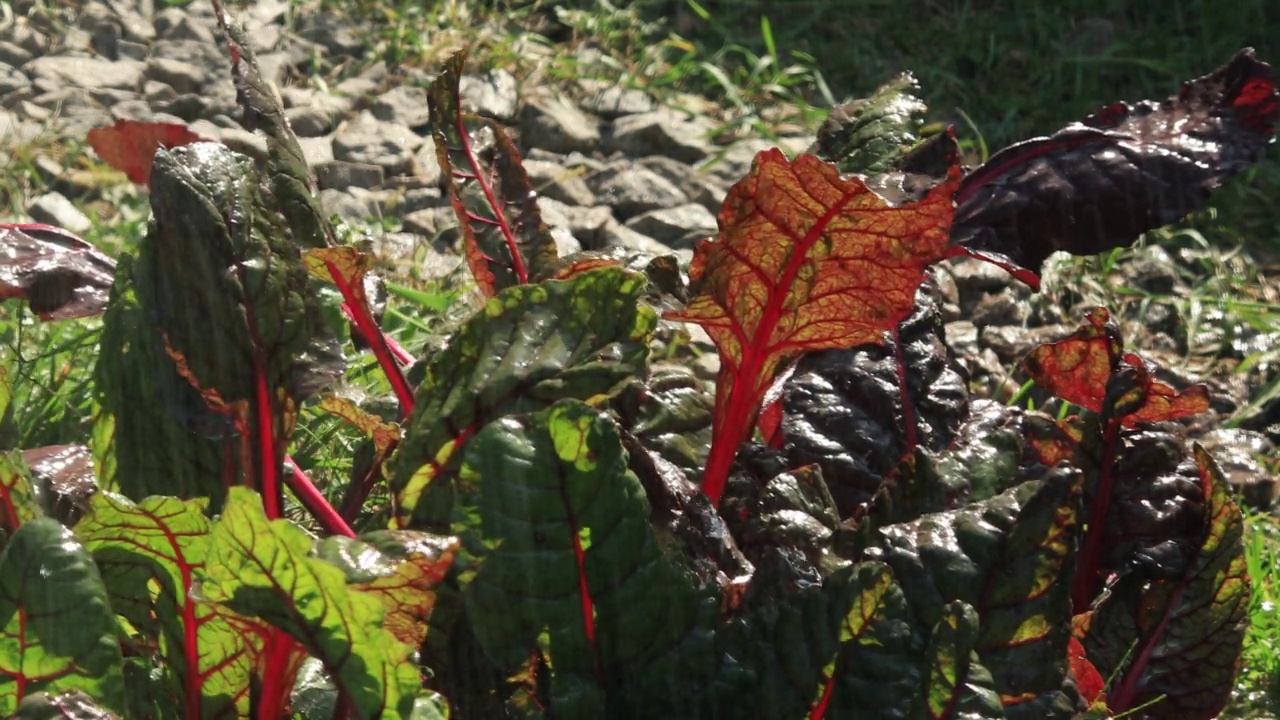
[
  {"x1": 550, "y1": 225, "x2": 582, "y2": 256},
  {"x1": 23, "y1": 56, "x2": 144, "y2": 92},
  {"x1": 579, "y1": 81, "x2": 654, "y2": 118},
  {"x1": 523, "y1": 159, "x2": 595, "y2": 207},
  {"x1": 114, "y1": 40, "x2": 147, "y2": 61},
  {"x1": 944, "y1": 321, "x2": 980, "y2": 360},
  {"x1": 297, "y1": 135, "x2": 334, "y2": 166},
  {"x1": 314, "y1": 161, "x2": 385, "y2": 191},
  {"x1": 402, "y1": 206, "x2": 458, "y2": 242},
  {"x1": 945, "y1": 257, "x2": 1018, "y2": 314},
  {"x1": 980, "y1": 324, "x2": 1071, "y2": 364},
  {"x1": 145, "y1": 56, "x2": 204, "y2": 94},
  {"x1": 536, "y1": 198, "x2": 614, "y2": 249},
  {"x1": 411, "y1": 137, "x2": 442, "y2": 187},
  {"x1": 333, "y1": 111, "x2": 422, "y2": 176},
  {"x1": 142, "y1": 79, "x2": 177, "y2": 104},
  {"x1": 624, "y1": 203, "x2": 717, "y2": 250},
  {"x1": 639, "y1": 155, "x2": 728, "y2": 214},
  {"x1": 586, "y1": 164, "x2": 688, "y2": 219},
  {"x1": 296, "y1": 13, "x2": 365, "y2": 57},
  {"x1": 90, "y1": 18, "x2": 123, "y2": 59},
  {"x1": 460, "y1": 69, "x2": 518, "y2": 123},
  {"x1": 402, "y1": 187, "x2": 444, "y2": 213},
  {"x1": 1199, "y1": 428, "x2": 1277, "y2": 509},
  {"x1": 0, "y1": 65, "x2": 30, "y2": 97},
  {"x1": 372, "y1": 85, "x2": 430, "y2": 129},
  {"x1": 155, "y1": 9, "x2": 216, "y2": 44},
  {"x1": 519, "y1": 95, "x2": 600, "y2": 154},
  {"x1": 28, "y1": 192, "x2": 93, "y2": 235},
  {"x1": 602, "y1": 224, "x2": 682, "y2": 260},
  {"x1": 971, "y1": 290, "x2": 1029, "y2": 328},
  {"x1": 606, "y1": 108, "x2": 712, "y2": 164},
  {"x1": 0, "y1": 109, "x2": 40, "y2": 144},
  {"x1": 333, "y1": 75, "x2": 380, "y2": 101},
  {"x1": 319, "y1": 188, "x2": 377, "y2": 227},
  {"x1": 0, "y1": 41, "x2": 35, "y2": 68}
]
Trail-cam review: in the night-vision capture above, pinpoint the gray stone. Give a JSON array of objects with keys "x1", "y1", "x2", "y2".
[
  {"x1": 297, "y1": 135, "x2": 334, "y2": 167},
  {"x1": 402, "y1": 206, "x2": 458, "y2": 242},
  {"x1": 156, "y1": 9, "x2": 216, "y2": 44},
  {"x1": 586, "y1": 164, "x2": 688, "y2": 218},
  {"x1": 115, "y1": 40, "x2": 148, "y2": 61},
  {"x1": 606, "y1": 109, "x2": 712, "y2": 163},
  {"x1": 372, "y1": 85, "x2": 430, "y2": 129},
  {"x1": 333, "y1": 112, "x2": 422, "y2": 176},
  {"x1": 314, "y1": 161, "x2": 385, "y2": 191},
  {"x1": 333, "y1": 75, "x2": 380, "y2": 101},
  {"x1": 579, "y1": 82, "x2": 654, "y2": 118},
  {"x1": 319, "y1": 188, "x2": 377, "y2": 227},
  {"x1": 0, "y1": 109, "x2": 41, "y2": 144},
  {"x1": 536, "y1": 198, "x2": 614, "y2": 249},
  {"x1": 297, "y1": 13, "x2": 365, "y2": 57},
  {"x1": 520, "y1": 95, "x2": 600, "y2": 155},
  {"x1": 90, "y1": 19, "x2": 123, "y2": 59},
  {"x1": 28, "y1": 192, "x2": 93, "y2": 235},
  {"x1": 550, "y1": 226, "x2": 582, "y2": 256},
  {"x1": 145, "y1": 57, "x2": 204, "y2": 94},
  {"x1": 411, "y1": 137, "x2": 441, "y2": 186},
  {"x1": 402, "y1": 187, "x2": 444, "y2": 213},
  {"x1": 639, "y1": 155, "x2": 728, "y2": 214},
  {"x1": 6, "y1": 22, "x2": 49, "y2": 56},
  {"x1": 460, "y1": 69, "x2": 518, "y2": 123},
  {"x1": 0, "y1": 41, "x2": 35, "y2": 68},
  {"x1": 23, "y1": 56, "x2": 144, "y2": 93},
  {"x1": 524, "y1": 159, "x2": 595, "y2": 207},
  {"x1": 945, "y1": 257, "x2": 1017, "y2": 314},
  {"x1": 602, "y1": 224, "x2": 676, "y2": 258},
  {"x1": 108, "y1": 98, "x2": 155, "y2": 121},
  {"x1": 623, "y1": 203, "x2": 717, "y2": 250},
  {"x1": 971, "y1": 290, "x2": 1029, "y2": 328},
  {"x1": 143, "y1": 79, "x2": 177, "y2": 104},
  {"x1": 0, "y1": 65, "x2": 30, "y2": 97}
]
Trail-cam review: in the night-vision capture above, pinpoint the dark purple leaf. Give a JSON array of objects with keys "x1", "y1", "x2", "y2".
[
  {"x1": 952, "y1": 48, "x2": 1280, "y2": 275},
  {"x1": 0, "y1": 224, "x2": 115, "y2": 320}
]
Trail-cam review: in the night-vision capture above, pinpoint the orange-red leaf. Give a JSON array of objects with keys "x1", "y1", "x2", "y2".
[
  {"x1": 665, "y1": 147, "x2": 960, "y2": 504},
  {"x1": 1068, "y1": 636, "x2": 1107, "y2": 707},
  {"x1": 86, "y1": 120, "x2": 206, "y2": 186},
  {"x1": 318, "y1": 396, "x2": 401, "y2": 455},
  {"x1": 1022, "y1": 307, "x2": 1209, "y2": 426}
]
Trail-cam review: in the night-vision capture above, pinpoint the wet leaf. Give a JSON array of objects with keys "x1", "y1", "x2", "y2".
[
  {"x1": 389, "y1": 267, "x2": 656, "y2": 529},
  {"x1": 12, "y1": 690, "x2": 121, "y2": 720},
  {"x1": 814, "y1": 73, "x2": 929, "y2": 175},
  {"x1": 666, "y1": 149, "x2": 961, "y2": 505},
  {"x1": 86, "y1": 120, "x2": 206, "y2": 186},
  {"x1": 198, "y1": 487, "x2": 422, "y2": 719},
  {"x1": 916, "y1": 601, "x2": 1005, "y2": 720},
  {"x1": 1067, "y1": 637, "x2": 1105, "y2": 709},
  {"x1": 77, "y1": 493, "x2": 265, "y2": 719},
  {"x1": 0, "y1": 519, "x2": 123, "y2": 715},
  {"x1": 0, "y1": 224, "x2": 116, "y2": 321},
  {"x1": 952, "y1": 48, "x2": 1280, "y2": 275},
  {"x1": 18, "y1": 444, "x2": 96, "y2": 526},
  {"x1": 429, "y1": 50, "x2": 558, "y2": 295},
  {"x1": 0, "y1": 452, "x2": 40, "y2": 535},
  {"x1": 1080, "y1": 446, "x2": 1249, "y2": 720}
]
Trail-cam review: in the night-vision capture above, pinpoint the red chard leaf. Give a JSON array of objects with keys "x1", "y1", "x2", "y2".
[
  {"x1": 428, "y1": 50, "x2": 559, "y2": 295},
  {"x1": 952, "y1": 48, "x2": 1280, "y2": 276},
  {"x1": 0, "y1": 224, "x2": 116, "y2": 321},
  {"x1": 0, "y1": 452, "x2": 41, "y2": 534},
  {"x1": 1067, "y1": 637, "x2": 1106, "y2": 709},
  {"x1": 86, "y1": 120, "x2": 206, "y2": 186},
  {"x1": 665, "y1": 148, "x2": 960, "y2": 505}
]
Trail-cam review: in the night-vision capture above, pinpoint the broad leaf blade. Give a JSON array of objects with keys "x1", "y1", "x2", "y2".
[
  {"x1": 198, "y1": 487, "x2": 421, "y2": 719},
  {"x1": 77, "y1": 494, "x2": 264, "y2": 719},
  {"x1": 953, "y1": 48, "x2": 1280, "y2": 275},
  {"x1": 389, "y1": 267, "x2": 657, "y2": 528},
  {"x1": 86, "y1": 120, "x2": 205, "y2": 186},
  {"x1": 428, "y1": 50, "x2": 559, "y2": 295},
  {"x1": 915, "y1": 601, "x2": 1006, "y2": 720},
  {"x1": 0, "y1": 452, "x2": 41, "y2": 534},
  {"x1": 814, "y1": 73, "x2": 929, "y2": 174},
  {"x1": 0, "y1": 519, "x2": 123, "y2": 715},
  {"x1": 665, "y1": 149, "x2": 960, "y2": 505},
  {"x1": 0, "y1": 224, "x2": 116, "y2": 321}
]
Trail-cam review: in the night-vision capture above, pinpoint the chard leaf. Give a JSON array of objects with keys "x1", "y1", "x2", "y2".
[
  {"x1": 952, "y1": 48, "x2": 1279, "y2": 276},
  {"x1": 18, "y1": 445, "x2": 95, "y2": 527},
  {"x1": 874, "y1": 471, "x2": 1083, "y2": 719},
  {"x1": 12, "y1": 690, "x2": 120, "y2": 719},
  {"x1": 0, "y1": 224, "x2": 116, "y2": 321},
  {"x1": 0, "y1": 452, "x2": 40, "y2": 534},
  {"x1": 1079, "y1": 446, "x2": 1250, "y2": 720},
  {"x1": 85, "y1": 120, "x2": 206, "y2": 187},
  {"x1": 198, "y1": 487, "x2": 421, "y2": 719},
  {"x1": 915, "y1": 601, "x2": 1005, "y2": 720},
  {"x1": 0, "y1": 518, "x2": 123, "y2": 715},
  {"x1": 665, "y1": 149, "x2": 961, "y2": 506},
  {"x1": 429, "y1": 50, "x2": 559, "y2": 295},
  {"x1": 814, "y1": 73, "x2": 929, "y2": 175},
  {"x1": 389, "y1": 267, "x2": 657, "y2": 529},
  {"x1": 76, "y1": 494, "x2": 265, "y2": 719},
  {"x1": 1021, "y1": 308, "x2": 1209, "y2": 427},
  {"x1": 450, "y1": 400, "x2": 716, "y2": 717}
]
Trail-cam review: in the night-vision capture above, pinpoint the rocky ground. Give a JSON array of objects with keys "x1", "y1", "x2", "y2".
[{"x1": 2, "y1": 0, "x2": 1278, "y2": 508}]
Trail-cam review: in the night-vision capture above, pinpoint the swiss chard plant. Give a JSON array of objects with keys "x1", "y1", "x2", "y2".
[{"x1": 0, "y1": 0, "x2": 1276, "y2": 715}]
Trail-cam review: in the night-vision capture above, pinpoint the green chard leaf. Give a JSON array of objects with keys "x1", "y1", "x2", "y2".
[
  {"x1": 12, "y1": 690, "x2": 121, "y2": 720},
  {"x1": 449, "y1": 400, "x2": 717, "y2": 718},
  {"x1": 813, "y1": 73, "x2": 929, "y2": 175},
  {"x1": 0, "y1": 452, "x2": 41, "y2": 535},
  {"x1": 76, "y1": 494, "x2": 266, "y2": 719},
  {"x1": 1079, "y1": 445, "x2": 1250, "y2": 720},
  {"x1": 428, "y1": 50, "x2": 559, "y2": 295},
  {"x1": 914, "y1": 601, "x2": 1006, "y2": 720},
  {"x1": 389, "y1": 267, "x2": 657, "y2": 529},
  {"x1": 198, "y1": 487, "x2": 421, "y2": 719},
  {"x1": 0, "y1": 518, "x2": 123, "y2": 715}
]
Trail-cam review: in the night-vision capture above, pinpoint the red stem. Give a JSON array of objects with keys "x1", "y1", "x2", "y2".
[
  {"x1": 1071, "y1": 419, "x2": 1122, "y2": 613},
  {"x1": 451, "y1": 94, "x2": 528, "y2": 284},
  {"x1": 338, "y1": 452, "x2": 390, "y2": 525},
  {"x1": 256, "y1": 631, "x2": 296, "y2": 720},
  {"x1": 284, "y1": 457, "x2": 355, "y2": 538},
  {"x1": 329, "y1": 263, "x2": 415, "y2": 419},
  {"x1": 342, "y1": 303, "x2": 413, "y2": 366},
  {"x1": 254, "y1": 363, "x2": 281, "y2": 520},
  {"x1": 891, "y1": 327, "x2": 919, "y2": 453}
]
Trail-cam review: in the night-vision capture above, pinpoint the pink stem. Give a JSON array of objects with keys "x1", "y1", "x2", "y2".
[{"x1": 284, "y1": 457, "x2": 356, "y2": 538}]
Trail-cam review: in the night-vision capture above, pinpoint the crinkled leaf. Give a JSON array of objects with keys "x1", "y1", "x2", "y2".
[
  {"x1": 1022, "y1": 307, "x2": 1209, "y2": 427},
  {"x1": 612, "y1": 366, "x2": 715, "y2": 480},
  {"x1": 550, "y1": 248, "x2": 691, "y2": 308},
  {"x1": 722, "y1": 464, "x2": 841, "y2": 576},
  {"x1": 315, "y1": 530, "x2": 459, "y2": 650},
  {"x1": 952, "y1": 48, "x2": 1280, "y2": 275},
  {"x1": 197, "y1": 487, "x2": 421, "y2": 719},
  {"x1": 12, "y1": 690, "x2": 120, "y2": 720},
  {"x1": 0, "y1": 224, "x2": 116, "y2": 321},
  {"x1": 0, "y1": 452, "x2": 41, "y2": 535},
  {"x1": 452, "y1": 400, "x2": 717, "y2": 717},
  {"x1": 389, "y1": 267, "x2": 657, "y2": 529},
  {"x1": 665, "y1": 149, "x2": 960, "y2": 505},
  {"x1": 18, "y1": 444, "x2": 95, "y2": 527},
  {"x1": 1080, "y1": 445, "x2": 1249, "y2": 720},
  {"x1": 814, "y1": 73, "x2": 928, "y2": 175},
  {"x1": 320, "y1": 395, "x2": 401, "y2": 456},
  {"x1": 0, "y1": 518, "x2": 123, "y2": 715},
  {"x1": 76, "y1": 493, "x2": 265, "y2": 719},
  {"x1": 915, "y1": 601, "x2": 1005, "y2": 720},
  {"x1": 781, "y1": 284, "x2": 970, "y2": 518},
  {"x1": 85, "y1": 120, "x2": 206, "y2": 186},
  {"x1": 875, "y1": 470, "x2": 1083, "y2": 719},
  {"x1": 429, "y1": 50, "x2": 558, "y2": 295}
]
